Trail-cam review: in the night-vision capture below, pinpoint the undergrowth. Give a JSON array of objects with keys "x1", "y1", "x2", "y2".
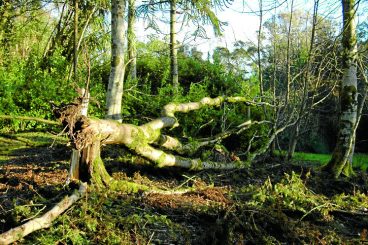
[{"x1": 17, "y1": 169, "x2": 368, "y2": 244}]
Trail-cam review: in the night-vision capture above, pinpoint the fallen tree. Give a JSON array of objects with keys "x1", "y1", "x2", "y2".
[
  {"x1": 1, "y1": 95, "x2": 282, "y2": 243},
  {"x1": 54, "y1": 96, "x2": 275, "y2": 188}
]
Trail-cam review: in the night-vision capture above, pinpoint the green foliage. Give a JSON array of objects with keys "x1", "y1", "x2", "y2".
[
  {"x1": 238, "y1": 170, "x2": 368, "y2": 228},
  {"x1": 246, "y1": 172, "x2": 332, "y2": 220},
  {"x1": 290, "y1": 152, "x2": 368, "y2": 170}
]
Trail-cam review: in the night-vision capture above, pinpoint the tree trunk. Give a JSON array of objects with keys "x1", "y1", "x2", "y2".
[
  {"x1": 287, "y1": 123, "x2": 299, "y2": 160},
  {"x1": 170, "y1": 0, "x2": 179, "y2": 92},
  {"x1": 257, "y1": 0, "x2": 264, "y2": 99},
  {"x1": 270, "y1": 4, "x2": 277, "y2": 157},
  {"x1": 73, "y1": 0, "x2": 78, "y2": 83},
  {"x1": 68, "y1": 90, "x2": 89, "y2": 182},
  {"x1": 127, "y1": 0, "x2": 137, "y2": 80},
  {"x1": 106, "y1": 0, "x2": 125, "y2": 122},
  {"x1": 323, "y1": 0, "x2": 358, "y2": 178},
  {"x1": 286, "y1": 0, "x2": 319, "y2": 160},
  {"x1": 285, "y1": 0, "x2": 294, "y2": 103}
]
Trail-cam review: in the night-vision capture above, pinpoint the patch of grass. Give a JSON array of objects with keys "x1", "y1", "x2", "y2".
[
  {"x1": 292, "y1": 152, "x2": 331, "y2": 165},
  {"x1": 279, "y1": 151, "x2": 368, "y2": 171},
  {"x1": 0, "y1": 131, "x2": 68, "y2": 155},
  {"x1": 353, "y1": 154, "x2": 368, "y2": 171}
]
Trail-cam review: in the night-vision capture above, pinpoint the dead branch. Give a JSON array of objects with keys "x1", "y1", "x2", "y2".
[{"x1": 0, "y1": 183, "x2": 87, "y2": 245}]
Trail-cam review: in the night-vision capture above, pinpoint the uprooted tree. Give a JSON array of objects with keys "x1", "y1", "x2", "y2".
[
  {"x1": 56, "y1": 96, "x2": 276, "y2": 190},
  {"x1": 0, "y1": 95, "x2": 282, "y2": 244}
]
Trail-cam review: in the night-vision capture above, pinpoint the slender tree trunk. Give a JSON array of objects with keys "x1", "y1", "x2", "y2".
[
  {"x1": 170, "y1": 0, "x2": 179, "y2": 92},
  {"x1": 287, "y1": 0, "x2": 318, "y2": 160},
  {"x1": 106, "y1": 0, "x2": 125, "y2": 122},
  {"x1": 76, "y1": 6, "x2": 97, "y2": 53},
  {"x1": 323, "y1": 0, "x2": 358, "y2": 178},
  {"x1": 285, "y1": 0, "x2": 294, "y2": 103},
  {"x1": 287, "y1": 123, "x2": 299, "y2": 159},
  {"x1": 127, "y1": 0, "x2": 136, "y2": 80},
  {"x1": 257, "y1": 0, "x2": 264, "y2": 98},
  {"x1": 73, "y1": 0, "x2": 78, "y2": 83},
  {"x1": 270, "y1": 4, "x2": 277, "y2": 156}
]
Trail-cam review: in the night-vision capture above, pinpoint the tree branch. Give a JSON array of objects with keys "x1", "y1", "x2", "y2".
[{"x1": 0, "y1": 183, "x2": 87, "y2": 245}]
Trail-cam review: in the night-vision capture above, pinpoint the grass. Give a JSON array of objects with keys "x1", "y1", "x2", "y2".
[{"x1": 291, "y1": 152, "x2": 368, "y2": 171}]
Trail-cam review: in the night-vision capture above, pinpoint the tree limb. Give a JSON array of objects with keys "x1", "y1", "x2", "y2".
[{"x1": 0, "y1": 183, "x2": 87, "y2": 245}]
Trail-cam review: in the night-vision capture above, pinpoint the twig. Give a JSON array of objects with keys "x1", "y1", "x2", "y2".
[
  {"x1": 146, "y1": 232, "x2": 155, "y2": 245},
  {"x1": 21, "y1": 206, "x2": 47, "y2": 223}
]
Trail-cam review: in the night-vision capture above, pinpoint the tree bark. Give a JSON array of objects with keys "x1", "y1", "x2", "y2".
[
  {"x1": 106, "y1": 0, "x2": 125, "y2": 122},
  {"x1": 127, "y1": 0, "x2": 137, "y2": 80},
  {"x1": 323, "y1": 0, "x2": 358, "y2": 178},
  {"x1": 170, "y1": 0, "x2": 179, "y2": 92}
]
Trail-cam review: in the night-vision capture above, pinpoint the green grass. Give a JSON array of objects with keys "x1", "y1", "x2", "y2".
[{"x1": 291, "y1": 152, "x2": 368, "y2": 171}]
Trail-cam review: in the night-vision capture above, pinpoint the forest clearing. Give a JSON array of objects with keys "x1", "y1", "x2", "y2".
[
  {"x1": 1, "y1": 132, "x2": 368, "y2": 243},
  {"x1": 1, "y1": 0, "x2": 368, "y2": 243}
]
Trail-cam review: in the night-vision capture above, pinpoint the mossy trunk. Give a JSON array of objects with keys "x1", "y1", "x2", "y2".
[
  {"x1": 323, "y1": 0, "x2": 357, "y2": 178},
  {"x1": 78, "y1": 130, "x2": 148, "y2": 192}
]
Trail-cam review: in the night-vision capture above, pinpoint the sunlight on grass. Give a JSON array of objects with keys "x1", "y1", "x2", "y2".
[{"x1": 292, "y1": 152, "x2": 368, "y2": 171}]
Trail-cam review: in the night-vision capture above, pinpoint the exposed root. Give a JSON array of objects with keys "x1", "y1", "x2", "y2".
[{"x1": 52, "y1": 99, "x2": 82, "y2": 138}]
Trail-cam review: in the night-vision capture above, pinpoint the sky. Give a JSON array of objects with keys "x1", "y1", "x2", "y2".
[
  {"x1": 47, "y1": 0, "x2": 367, "y2": 58},
  {"x1": 135, "y1": 0, "x2": 337, "y2": 56}
]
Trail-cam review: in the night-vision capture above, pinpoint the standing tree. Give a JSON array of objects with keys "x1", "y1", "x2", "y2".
[
  {"x1": 286, "y1": 0, "x2": 319, "y2": 160},
  {"x1": 170, "y1": 0, "x2": 179, "y2": 91},
  {"x1": 138, "y1": 0, "x2": 225, "y2": 92},
  {"x1": 127, "y1": 0, "x2": 137, "y2": 80},
  {"x1": 285, "y1": 0, "x2": 294, "y2": 103},
  {"x1": 106, "y1": 0, "x2": 125, "y2": 121},
  {"x1": 74, "y1": 0, "x2": 79, "y2": 82},
  {"x1": 323, "y1": 0, "x2": 358, "y2": 178}
]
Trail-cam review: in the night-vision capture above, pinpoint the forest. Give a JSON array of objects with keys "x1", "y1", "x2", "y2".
[{"x1": 0, "y1": 0, "x2": 368, "y2": 243}]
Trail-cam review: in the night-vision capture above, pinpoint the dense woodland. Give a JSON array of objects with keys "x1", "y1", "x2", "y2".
[{"x1": 1, "y1": 0, "x2": 368, "y2": 244}]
